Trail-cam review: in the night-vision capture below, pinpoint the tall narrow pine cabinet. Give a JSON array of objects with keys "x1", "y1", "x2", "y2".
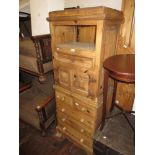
[{"x1": 48, "y1": 6, "x2": 123, "y2": 154}]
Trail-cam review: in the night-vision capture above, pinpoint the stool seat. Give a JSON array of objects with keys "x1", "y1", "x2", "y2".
[
  {"x1": 103, "y1": 54, "x2": 135, "y2": 83},
  {"x1": 100, "y1": 54, "x2": 135, "y2": 130}
]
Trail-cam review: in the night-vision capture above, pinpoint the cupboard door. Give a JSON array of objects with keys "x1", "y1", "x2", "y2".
[
  {"x1": 54, "y1": 66, "x2": 71, "y2": 90},
  {"x1": 71, "y1": 71, "x2": 89, "y2": 97}
]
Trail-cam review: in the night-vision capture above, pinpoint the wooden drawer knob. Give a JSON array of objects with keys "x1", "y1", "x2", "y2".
[
  {"x1": 61, "y1": 97, "x2": 65, "y2": 101},
  {"x1": 80, "y1": 138, "x2": 84, "y2": 143},
  {"x1": 75, "y1": 102, "x2": 79, "y2": 106},
  {"x1": 80, "y1": 119, "x2": 84, "y2": 123},
  {"x1": 62, "y1": 127, "x2": 66, "y2": 131},
  {"x1": 70, "y1": 48, "x2": 75, "y2": 52},
  {"x1": 61, "y1": 108, "x2": 65, "y2": 112},
  {"x1": 62, "y1": 118, "x2": 66, "y2": 122},
  {"x1": 80, "y1": 129, "x2": 84, "y2": 133},
  {"x1": 56, "y1": 95, "x2": 60, "y2": 99},
  {"x1": 81, "y1": 107, "x2": 85, "y2": 111},
  {"x1": 56, "y1": 47, "x2": 59, "y2": 51}
]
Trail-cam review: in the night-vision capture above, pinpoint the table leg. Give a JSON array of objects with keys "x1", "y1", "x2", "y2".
[{"x1": 110, "y1": 80, "x2": 118, "y2": 112}]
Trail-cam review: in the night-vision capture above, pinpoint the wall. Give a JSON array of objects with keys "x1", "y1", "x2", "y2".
[
  {"x1": 64, "y1": 0, "x2": 122, "y2": 10},
  {"x1": 30, "y1": 0, "x2": 64, "y2": 36}
]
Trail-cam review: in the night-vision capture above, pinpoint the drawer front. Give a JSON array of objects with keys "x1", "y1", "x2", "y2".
[
  {"x1": 72, "y1": 98, "x2": 96, "y2": 117},
  {"x1": 57, "y1": 123, "x2": 93, "y2": 150},
  {"x1": 57, "y1": 102, "x2": 95, "y2": 129},
  {"x1": 55, "y1": 90, "x2": 97, "y2": 117},
  {"x1": 54, "y1": 52, "x2": 95, "y2": 69},
  {"x1": 57, "y1": 111, "x2": 93, "y2": 137},
  {"x1": 55, "y1": 91, "x2": 72, "y2": 106},
  {"x1": 55, "y1": 45, "x2": 95, "y2": 59}
]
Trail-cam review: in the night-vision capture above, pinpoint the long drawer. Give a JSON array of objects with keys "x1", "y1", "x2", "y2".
[
  {"x1": 57, "y1": 123, "x2": 93, "y2": 152},
  {"x1": 57, "y1": 110, "x2": 93, "y2": 137}
]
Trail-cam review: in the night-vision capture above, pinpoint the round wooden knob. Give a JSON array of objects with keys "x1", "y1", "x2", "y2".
[
  {"x1": 62, "y1": 127, "x2": 66, "y2": 131},
  {"x1": 80, "y1": 119, "x2": 84, "y2": 122},
  {"x1": 70, "y1": 48, "x2": 75, "y2": 52},
  {"x1": 61, "y1": 97, "x2": 65, "y2": 101},
  {"x1": 80, "y1": 138, "x2": 84, "y2": 143},
  {"x1": 81, "y1": 107, "x2": 85, "y2": 111},
  {"x1": 75, "y1": 102, "x2": 79, "y2": 106},
  {"x1": 56, "y1": 47, "x2": 59, "y2": 51},
  {"x1": 62, "y1": 118, "x2": 66, "y2": 122},
  {"x1": 61, "y1": 108, "x2": 65, "y2": 112},
  {"x1": 56, "y1": 95, "x2": 60, "y2": 98},
  {"x1": 80, "y1": 129, "x2": 84, "y2": 133}
]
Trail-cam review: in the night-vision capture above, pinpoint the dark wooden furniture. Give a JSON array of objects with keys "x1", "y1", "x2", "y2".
[
  {"x1": 19, "y1": 81, "x2": 32, "y2": 93},
  {"x1": 100, "y1": 54, "x2": 135, "y2": 130},
  {"x1": 19, "y1": 34, "x2": 53, "y2": 82},
  {"x1": 19, "y1": 12, "x2": 53, "y2": 82},
  {"x1": 36, "y1": 95, "x2": 56, "y2": 136}
]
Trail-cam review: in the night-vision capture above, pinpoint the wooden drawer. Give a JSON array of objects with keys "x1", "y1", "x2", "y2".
[
  {"x1": 57, "y1": 102, "x2": 95, "y2": 129},
  {"x1": 57, "y1": 111, "x2": 93, "y2": 137},
  {"x1": 57, "y1": 123, "x2": 93, "y2": 150},
  {"x1": 55, "y1": 42, "x2": 96, "y2": 59},
  {"x1": 54, "y1": 52, "x2": 95, "y2": 69},
  {"x1": 55, "y1": 90, "x2": 96, "y2": 117},
  {"x1": 55, "y1": 91, "x2": 72, "y2": 106},
  {"x1": 72, "y1": 98, "x2": 96, "y2": 117}
]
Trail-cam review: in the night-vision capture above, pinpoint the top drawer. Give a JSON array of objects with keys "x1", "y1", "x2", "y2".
[{"x1": 56, "y1": 42, "x2": 96, "y2": 58}]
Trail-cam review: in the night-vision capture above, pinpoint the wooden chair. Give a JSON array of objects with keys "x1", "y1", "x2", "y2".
[
  {"x1": 19, "y1": 82, "x2": 56, "y2": 136},
  {"x1": 19, "y1": 12, "x2": 53, "y2": 82}
]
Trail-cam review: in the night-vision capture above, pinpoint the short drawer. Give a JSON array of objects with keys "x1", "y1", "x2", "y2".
[
  {"x1": 55, "y1": 91, "x2": 72, "y2": 106},
  {"x1": 72, "y1": 98, "x2": 96, "y2": 117}
]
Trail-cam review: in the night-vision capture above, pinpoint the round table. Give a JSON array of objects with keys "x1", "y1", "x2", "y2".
[{"x1": 100, "y1": 54, "x2": 135, "y2": 130}]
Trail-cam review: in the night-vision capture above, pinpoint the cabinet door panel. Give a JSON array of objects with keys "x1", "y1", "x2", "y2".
[
  {"x1": 54, "y1": 66, "x2": 70, "y2": 90},
  {"x1": 71, "y1": 71, "x2": 89, "y2": 96}
]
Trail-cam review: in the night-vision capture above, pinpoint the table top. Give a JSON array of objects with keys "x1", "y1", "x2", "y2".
[{"x1": 103, "y1": 54, "x2": 135, "y2": 82}]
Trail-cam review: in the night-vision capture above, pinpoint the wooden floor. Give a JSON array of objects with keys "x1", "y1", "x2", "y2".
[{"x1": 19, "y1": 120, "x2": 87, "y2": 155}]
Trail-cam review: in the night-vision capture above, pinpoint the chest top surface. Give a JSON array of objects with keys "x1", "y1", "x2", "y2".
[{"x1": 48, "y1": 6, "x2": 123, "y2": 21}]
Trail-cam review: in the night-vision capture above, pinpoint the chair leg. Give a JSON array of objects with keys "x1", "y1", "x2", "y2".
[
  {"x1": 39, "y1": 74, "x2": 47, "y2": 82},
  {"x1": 37, "y1": 108, "x2": 47, "y2": 136}
]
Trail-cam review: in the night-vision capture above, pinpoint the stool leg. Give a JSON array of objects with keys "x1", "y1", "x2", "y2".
[
  {"x1": 110, "y1": 80, "x2": 117, "y2": 112},
  {"x1": 100, "y1": 70, "x2": 109, "y2": 130}
]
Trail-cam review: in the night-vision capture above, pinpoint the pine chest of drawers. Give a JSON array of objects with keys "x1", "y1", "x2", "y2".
[{"x1": 48, "y1": 6, "x2": 123, "y2": 154}]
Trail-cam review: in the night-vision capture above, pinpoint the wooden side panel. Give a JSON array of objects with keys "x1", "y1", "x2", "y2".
[
  {"x1": 99, "y1": 23, "x2": 120, "y2": 98},
  {"x1": 102, "y1": 24, "x2": 119, "y2": 61}
]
